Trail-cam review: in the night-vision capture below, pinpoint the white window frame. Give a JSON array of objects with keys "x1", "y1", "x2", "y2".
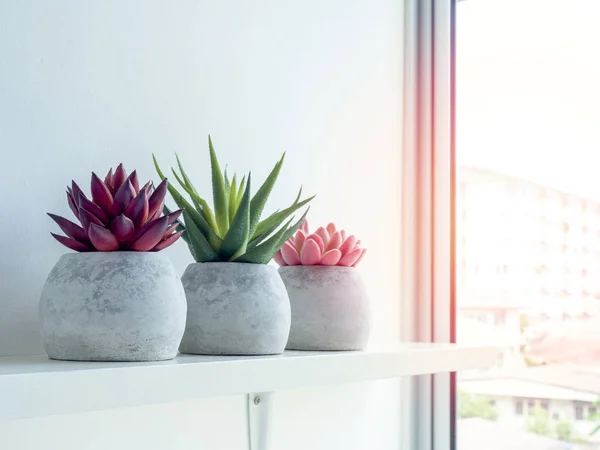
[{"x1": 401, "y1": 0, "x2": 455, "y2": 449}]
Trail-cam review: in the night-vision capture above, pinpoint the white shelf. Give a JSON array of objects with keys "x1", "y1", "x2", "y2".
[{"x1": 0, "y1": 343, "x2": 496, "y2": 422}]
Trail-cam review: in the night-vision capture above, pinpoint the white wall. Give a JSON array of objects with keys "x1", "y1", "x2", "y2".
[{"x1": 0, "y1": 1, "x2": 403, "y2": 449}]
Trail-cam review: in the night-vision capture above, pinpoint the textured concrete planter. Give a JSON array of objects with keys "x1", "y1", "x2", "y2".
[
  {"x1": 279, "y1": 266, "x2": 371, "y2": 351},
  {"x1": 180, "y1": 263, "x2": 291, "y2": 355},
  {"x1": 39, "y1": 252, "x2": 186, "y2": 362}
]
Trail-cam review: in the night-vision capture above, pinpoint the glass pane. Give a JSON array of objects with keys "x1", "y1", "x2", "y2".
[{"x1": 456, "y1": 0, "x2": 600, "y2": 448}]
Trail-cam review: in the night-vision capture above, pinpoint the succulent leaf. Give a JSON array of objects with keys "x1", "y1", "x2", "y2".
[
  {"x1": 164, "y1": 208, "x2": 183, "y2": 226},
  {"x1": 112, "y1": 180, "x2": 136, "y2": 215},
  {"x1": 79, "y1": 207, "x2": 104, "y2": 232},
  {"x1": 237, "y1": 174, "x2": 246, "y2": 208},
  {"x1": 112, "y1": 164, "x2": 128, "y2": 191},
  {"x1": 51, "y1": 233, "x2": 92, "y2": 252},
  {"x1": 274, "y1": 221, "x2": 365, "y2": 267},
  {"x1": 262, "y1": 208, "x2": 310, "y2": 263},
  {"x1": 338, "y1": 247, "x2": 362, "y2": 267},
  {"x1": 126, "y1": 170, "x2": 140, "y2": 194},
  {"x1": 88, "y1": 223, "x2": 120, "y2": 251},
  {"x1": 183, "y1": 210, "x2": 219, "y2": 262},
  {"x1": 209, "y1": 136, "x2": 230, "y2": 237},
  {"x1": 325, "y1": 231, "x2": 343, "y2": 252},
  {"x1": 158, "y1": 140, "x2": 313, "y2": 263},
  {"x1": 300, "y1": 239, "x2": 321, "y2": 265},
  {"x1": 67, "y1": 191, "x2": 80, "y2": 220},
  {"x1": 111, "y1": 214, "x2": 135, "y2": 242},
  {"x1": 249, "y1": 152, "x2": 285, "y2": 237},
  {"x1": 320, "y1": 249, "x2": 342, "y2": 266},
  {"x1": 104, "y1": 168, "x2": 114, "y2": 189},
  {"x1": 165, "y1": 184, "x2": 221, "y2": 249},
  {"x1": 281, "y1": 241, "x2": 301, "y2": 265},
  {"x1": 147, "y1": 178, "x2": 168, "y2": 219},
  {"x1": 71, "y1": 181, "x2": 87, "y2": 206},
  {"x1": 90, "y1": 173, "x2": 114, "y2": 214},
  {"x1": 49, "y1": 164, "x2": 181, "y2": 253},
  {"x1": 253, "y1": 191, "x2": 315, "y2": 239},
  {"x1": 130, "y1": 216, "x2": 169, "y2": 251},
  {"x1": 124, "y1": 189, "x2": 149, "y2": 227},
  {"x1": 219, "y1": 173, "x2": 251, "y2": 260},
  {"x1": 228, "y1": 174, "x2": 238, "y2": 225},
  {"x1": 78, "y1": 194, "x2": 110, "y2": 224},
  {"x1": 234, "y1": 216, "x2": 293, "y2": 264},
  {"x1": 339, "y1": 235, "x2": 357, "y2": 256},
  {"x1": 47, "y1": 213, "x2": 89, "y2": 243},
  {"x1": 152, "y1": 230, "x2": 184, "y2": 252},
  {"x1": 273, "y1": 252, "x2": 286, "y2": 266},
  {"x1": 352, "y1": 248, "x2": 367, "y2": 268},
  {"x1": 163, "y1": 205, "x2": 188, "y2": 243}
]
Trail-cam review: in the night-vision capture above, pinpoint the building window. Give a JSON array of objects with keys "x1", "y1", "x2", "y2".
[
  {"x1": 515, "y1": 399, "x2": 524, "y2": 416},
  {"x1": 528, "y1": 400, "x2": 535, "y2": 416},
  {"x1": 552, "y1": 413, "x2": 560, "y2": 420},
  {"x1": 540, "y1": 401, "x2": 549, "y2": 412},
  {"x1": 589, "y1": 406, "x2": 597, "y2": 417},
  {"x1": 575, "y1": 404, "x2": 585, "y2": 420}
]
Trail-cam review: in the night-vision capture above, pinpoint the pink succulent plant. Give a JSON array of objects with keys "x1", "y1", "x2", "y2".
[
  {"x1": 274, "y1": 221, "x2": 366, "y2": 267},
  {"x1": 48, "y1": 164, "x2": 183, "y2": 252}
]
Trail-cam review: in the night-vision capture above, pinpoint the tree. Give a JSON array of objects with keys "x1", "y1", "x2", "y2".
[
  {"x1": 458, "y1": 391, "x2": 499, "y2": 421},
  {"x1": 526, "y1": 407, "x2": 551, "y2": 437},
  {"x1": 555, "y1": 420, "x2": 574, "y2": 442}
]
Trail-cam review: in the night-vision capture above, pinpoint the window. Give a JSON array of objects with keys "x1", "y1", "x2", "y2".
[
  {"x1": 575, "y1": 404, "x2": 585, "y2": 421},
  {"x1": 455, "y1": 0, "x2": 600, "y2": 449},
  {"x1": 515, "y1": 399, "x2": 524, "y2": 416}
]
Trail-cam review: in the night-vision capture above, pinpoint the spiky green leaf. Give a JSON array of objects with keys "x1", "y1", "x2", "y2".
[
  {"x1": 219, "y1": 173, "x2": 252, "y2": 261},
  {"x1": 209, "y1": 135, "x2": 229, "y2": 237},
  {"x1": 153, "y1": 154, "x2": 168, "y2": 180},
  {"x1": 170, "y1": 167, "x2": 217, "y2": 229},
  {"x1": 224, "y1": 167, "x2": 230, "y2": 191},
  {"x1": 163, "y1": 182, "x2": 221, "y2": 250},
  {"x1": 237, "y1": 174, "x2": 246, "y2": 209},
  {"x1": 228, "y1": 174, "x2": 238, "y2": 224},
  {"x1": 183, "y1": 210, "x2": 219, "y2": 262},
  {"x1": 234, "y1": 217, "x2": 294, "y2": 264},
  {"x1": 252, "y1": 190, "x2": 315, "y2": 239},
  {"x1": 262, "y1": 207, "x2": 310, "y2": 263},
  {"x1": 249, "y1": 152, "x2": 285, "y2": 237},
  {"x1": 172, "y1": 155, "x2": 218, "y2": 230},
  {"x1": 223, "y1": 167, "x2": 230, "y2": 215}
]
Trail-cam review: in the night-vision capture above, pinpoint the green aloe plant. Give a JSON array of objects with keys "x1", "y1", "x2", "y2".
[{"x1": 153, "y1": 136, "x2": 314, "y2": 264}]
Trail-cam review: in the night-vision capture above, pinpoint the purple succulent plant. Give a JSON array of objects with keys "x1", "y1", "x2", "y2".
[{"x1": 49, "y1": 164, "x2": 183, "y2": 252}]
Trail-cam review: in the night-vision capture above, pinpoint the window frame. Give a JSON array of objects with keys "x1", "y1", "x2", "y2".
[{"x1": 401, "y1": 0, "x2": 455, "y2": 449}]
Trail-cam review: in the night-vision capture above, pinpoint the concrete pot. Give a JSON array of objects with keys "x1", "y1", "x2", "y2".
[
  {"x1": 39, "y1": 252, "x2": 186, "y2": 362},
  {"x1": 179, "y1": 263, "x2": 291, "y2": 355},
  {"x1": 279, "y1": 266, "x2": 371, "y2": 351}
]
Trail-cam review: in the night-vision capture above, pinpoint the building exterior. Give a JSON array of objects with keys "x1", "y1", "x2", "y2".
[
  {"x1": 458, "y1": 166, "x2": 600, "y2": 320},
  {"x1": 460, "y1": 365, "x2": 600, "y2": 441},
  {"x1": 457, "y1": 167, "x2": 600, "y2": 445}
]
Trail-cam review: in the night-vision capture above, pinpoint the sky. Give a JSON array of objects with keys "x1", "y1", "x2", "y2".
[{"x1": 457, "y1": 0, "x2": 600, "y2": 200}]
